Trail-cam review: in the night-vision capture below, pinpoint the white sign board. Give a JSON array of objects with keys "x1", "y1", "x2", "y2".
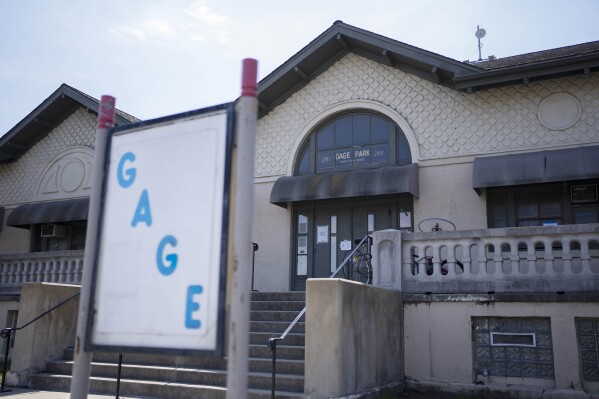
[{"x1": 88, "y1": 105, "x2": 233, "y2": 355}]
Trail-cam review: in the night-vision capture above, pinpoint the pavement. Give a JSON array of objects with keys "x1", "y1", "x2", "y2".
[{"x1": 0, "y1": 388, "x2": 137, "y2": 399}]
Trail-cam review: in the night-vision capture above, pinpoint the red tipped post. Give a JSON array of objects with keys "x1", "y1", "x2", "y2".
[{"x1": 241, "y1": 59, "x2": 258, "y2": 98}]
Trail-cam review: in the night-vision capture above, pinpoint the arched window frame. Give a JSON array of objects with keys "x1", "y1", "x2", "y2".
[{"x1": 295, "y1": 112, "x2": 411, "y2": 176}]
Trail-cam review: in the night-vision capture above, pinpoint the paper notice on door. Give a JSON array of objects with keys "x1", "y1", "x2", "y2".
[
  {"x1": 316, "y1": 225, "x2": 329, "y2": 243},
  {"x1": 340, "y1": 240, "x2": 351, "y2": 251}
]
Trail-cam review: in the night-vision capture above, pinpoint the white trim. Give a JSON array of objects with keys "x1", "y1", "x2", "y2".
[
  {"x1": 490, "y1": 332, "x2": 537, "y2": 347},
  {"x1": 285, "y1": 100, "x2": 421, "y2": 176}
]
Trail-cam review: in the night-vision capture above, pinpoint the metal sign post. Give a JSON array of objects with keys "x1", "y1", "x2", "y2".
[
  {"x1": 226, "y1": 59, "x2": 258, "y2": 399},
  {"x1": 70, "y1": 96, "x2": 115, "y2": 399}
]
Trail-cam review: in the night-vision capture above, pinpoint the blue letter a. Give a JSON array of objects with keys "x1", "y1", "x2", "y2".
[{"x1": 131, "y1": 189, "x2": 152, "y2": 227}]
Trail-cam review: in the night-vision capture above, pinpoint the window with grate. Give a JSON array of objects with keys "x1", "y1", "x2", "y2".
[
  {"x1": 576, "y1": 318, "x2": 599, "y2": 381},
  {"x1": 472, "y1": 317, "x2": 554, "y2": 379}
]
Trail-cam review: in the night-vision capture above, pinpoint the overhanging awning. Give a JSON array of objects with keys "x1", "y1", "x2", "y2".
[
  {"x1": 270, "y1": 164, "x2": 419, "y2": 207},
  {"x1": 6, "y1": 198, "x2": 89, "y2": 228},
  {"x1": 473, "y1": 145, "x2": 599, "y2": 193}
]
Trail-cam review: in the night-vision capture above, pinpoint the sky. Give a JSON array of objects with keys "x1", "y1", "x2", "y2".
[{"x1": 1, "y1": 0, "x2": 599, "y2": 136}]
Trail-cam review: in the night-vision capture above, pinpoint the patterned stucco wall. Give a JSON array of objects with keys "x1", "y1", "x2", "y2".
[
  {"x1": 0, "y1": 107, "x2": 96, "y2": 206},
  {"x1": 256, "y1": 53, "x2": 599, "y2": 178}
]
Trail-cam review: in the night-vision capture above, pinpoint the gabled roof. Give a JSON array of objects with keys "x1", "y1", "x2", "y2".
[
  {"x1": 0, "y1": 84, "x2": 138, "y2": 162},
  {"x1": 257, "y1": 21, "x2": 481, "y2": 117},
  {"x1": 257, "y1": 21, "x2": 599, "y2": 117}
]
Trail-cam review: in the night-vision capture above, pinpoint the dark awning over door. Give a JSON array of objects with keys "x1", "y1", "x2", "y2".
[
  {"x1": 270, "y1": 163, "x2": 419, "y2": 207},
  {"x1": 6, "y1": 198, "x2": 90, "y2": 228},
  {"x1": 473, "y1": 145, "x2": 599, "y2": 193}
]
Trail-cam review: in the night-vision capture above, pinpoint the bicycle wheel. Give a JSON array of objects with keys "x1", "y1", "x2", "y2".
[
  {"x1": 440, "y1": 259, "x2": 465, "y2": 275},
  {"x1": 352, "y1": 253, "x2": 372, "y2": 284}
]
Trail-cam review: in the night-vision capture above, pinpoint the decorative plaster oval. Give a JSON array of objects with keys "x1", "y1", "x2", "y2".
[
  {"x1": 538, "y1": 93, "x2": 581, "y2": 131},
  {"x1": 286, "y1": 100, "x2": 421, "y2": 175},
  {"x1": 60, "y1": 159, "x2": 86, "y2": 192},
  {"x1": 34, "y1": 146, "x2": 94, "y2": 201}
]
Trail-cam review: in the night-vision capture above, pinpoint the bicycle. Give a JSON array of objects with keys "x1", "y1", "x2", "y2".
[
  {"x1": 411, "y1": 217, "x2": 464, "y2": 276},
  {"x1": 411, "y1": 252, "x2": 464, "y2": 276},
  {"x1": 342, "y1": 237, "x2": 373, "y2": 284}
]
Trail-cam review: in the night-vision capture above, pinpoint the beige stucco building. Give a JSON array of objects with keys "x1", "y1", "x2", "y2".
[{"x1": 0, "y1": 21, "x2": 598, "y2": 398}]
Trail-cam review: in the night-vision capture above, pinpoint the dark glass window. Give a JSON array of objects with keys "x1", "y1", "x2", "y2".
[
  {"x1": 295, "y1": 112, "x2": 411, "y2": 175},
  {"x1": 487, "y1": 181, "x2": 599, "y2": 228}
]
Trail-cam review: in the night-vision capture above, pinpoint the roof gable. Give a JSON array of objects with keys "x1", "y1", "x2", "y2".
[
  {"x1": 258, "y1": 21, "x2": 599, "y2": 117},
  {"x1": 0, "y1": 84, "x2": 138, "y2": 162},
  {"x1": 258, "y1": 21, "x2": 481, "y2": 117}
]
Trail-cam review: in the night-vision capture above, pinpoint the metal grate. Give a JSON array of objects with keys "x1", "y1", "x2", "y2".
[
  {"x1": 576, "y1": 318, "x2": 599, "y2": 381},
  {"x1": 473, "y1": 317, "x2": 554, "y2": 379}
]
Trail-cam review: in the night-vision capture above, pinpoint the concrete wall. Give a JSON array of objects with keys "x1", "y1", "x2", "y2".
[
  {"x1": 251, "y1": 179, "x2": 291, "y2": 291},
  {"x1": 305, "y1": 279, "x2": 404, "y2": 398},
  {"x1": 403, "y1": 299, "x2": 599, "y2": 394},
  {"x1": 6, "y1": 283, "x2": 79, "y2": 386}
]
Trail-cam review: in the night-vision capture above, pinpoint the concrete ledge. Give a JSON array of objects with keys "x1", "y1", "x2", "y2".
[
  {"x1": 406, "y1": 380, "x2": 599, "y2": 399},
  {"x1": 403, "y1": 292, "x2": 599, "y2": 303},
  {"x1": 332, "y1": 381, "x2": 405, "y2": 398}
]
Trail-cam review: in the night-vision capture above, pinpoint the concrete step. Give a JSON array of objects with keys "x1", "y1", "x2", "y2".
[
  {"x1": 251, "y1": 292, "x2": 305, "y2": 302},
  {"x1": 251, "y1": 300, "x2": 305, "y2": 311},
  {"x1": 251, "y1": 320, "x2": 305, "y2": 333},
  {"x1": 250, "y1": 344, "x2": 304, "y2": 360},
  {"x1": 250, "y1": 332, "x2": 304, "y2": 346},
  {"x1": 29, "y1": 374, "x2": 303, "y2": 399},
  {"x1": 63, "y1": 348, "x2": 305, "y2": 375},
  {"x1": 250, "y1": 310, "x2": 306, "y2": 322},
  {"x1": 31, "y1": 294, "x2": 307, "y2": 398},
  {"x1": 46, "y1": 361, "x2": 304, "y2": 392}
]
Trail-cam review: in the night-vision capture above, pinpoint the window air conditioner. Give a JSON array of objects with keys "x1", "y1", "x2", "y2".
[{"x1": 40, "y1": 224, "x2": 66, "y2": 238}]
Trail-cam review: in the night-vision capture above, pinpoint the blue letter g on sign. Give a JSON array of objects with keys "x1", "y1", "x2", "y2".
[
  {"x1": 117, "y1": 151, "x2": 136, "y2": 188},
  {"x1": 156, "y1": 235, "x2": 178, "y2": 275}
]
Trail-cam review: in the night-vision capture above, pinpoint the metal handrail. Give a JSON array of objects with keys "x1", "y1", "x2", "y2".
[
  {"x1": 267, "y1": 235, "x2": 372, "y2": 399},
  {"x1": 0, "y1": 290, "x2": 80, "y2": 392}
]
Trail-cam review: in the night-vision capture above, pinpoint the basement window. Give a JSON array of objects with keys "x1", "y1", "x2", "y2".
[
  {"x1": 491, "y1": 332, "x2": 536, "y2": 347},
  {"x1": 473, "y1": 317, "x2": 554, "y2": 379}
]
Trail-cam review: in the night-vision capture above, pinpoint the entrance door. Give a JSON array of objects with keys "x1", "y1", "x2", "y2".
[{"x1": 292, "y1": 197, "x2": 412, "y2": 290}]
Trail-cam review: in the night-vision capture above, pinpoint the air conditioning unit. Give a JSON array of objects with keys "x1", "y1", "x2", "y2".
[
  {"x1": 40, "y1": 224, "x2": 66, "y2": 238},
  {"x1": 571, "y1": 184, "x2": 598, "y2": 204}
]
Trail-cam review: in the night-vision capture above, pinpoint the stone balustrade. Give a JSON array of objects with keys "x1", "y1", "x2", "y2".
[
  {"x1": 0, "y1": 250, "x2": 84, "y2": 292},
  {"x1": 373, "y1": 224, "x2": 599, "y2": 294}
]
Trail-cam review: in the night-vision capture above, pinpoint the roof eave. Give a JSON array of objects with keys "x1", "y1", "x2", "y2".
[
  {"x1": 454, "y1": 53, "x2": 599, "y2": 91},
  {"x1": 0, "y1": 84, "x2": 134, "y2": 162}
]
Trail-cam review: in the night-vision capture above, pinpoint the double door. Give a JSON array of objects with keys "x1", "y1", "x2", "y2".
[{"x1": 292, "y1": 197, "x2": 412, "y2": 290}]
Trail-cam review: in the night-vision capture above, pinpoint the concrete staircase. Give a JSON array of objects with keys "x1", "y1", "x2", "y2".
[{"x1": 28, "y1": 291, "x2": 306, "y2": 399}]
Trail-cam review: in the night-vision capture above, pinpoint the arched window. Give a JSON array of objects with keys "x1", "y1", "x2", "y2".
[{"x1": 296, "y1": 112, "x2": 411, "y2": 175}]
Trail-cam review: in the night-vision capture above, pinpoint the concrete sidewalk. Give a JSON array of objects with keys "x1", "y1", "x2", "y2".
[{"x1": 0, "y1": 388, "x2": 142, "y2": 399}]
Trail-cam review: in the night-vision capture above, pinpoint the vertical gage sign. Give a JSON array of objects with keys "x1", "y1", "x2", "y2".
[{"x1": 87, "y1": 104, "x2": 233, "y2": 355}]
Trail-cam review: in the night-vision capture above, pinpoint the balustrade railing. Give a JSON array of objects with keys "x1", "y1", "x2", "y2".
[
  {"x1": 0, "y1": 250, "x2": 84, "y2": 290},
  {"x1": 374, "y1": 224, "x2": 599, "y2": 294}
]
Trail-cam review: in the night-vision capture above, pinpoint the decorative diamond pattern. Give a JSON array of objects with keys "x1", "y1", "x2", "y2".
[
  {"x1": 0, "y1": 108, "x2": 96, "y2": 205},
  {"x1": 256, "y1": 53, "x2": 599, "y2": 177}
]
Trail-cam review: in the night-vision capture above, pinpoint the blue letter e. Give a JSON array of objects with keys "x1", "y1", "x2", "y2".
[{"x1": 186, "y1": 285, "x2": 203, "y2": 329}]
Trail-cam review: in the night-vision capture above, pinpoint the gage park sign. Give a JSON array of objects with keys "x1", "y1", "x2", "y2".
[{"x1": 86, "y1": 104, "x2": 234, "y2": 356}]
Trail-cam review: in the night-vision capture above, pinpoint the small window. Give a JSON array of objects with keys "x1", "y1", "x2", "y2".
[{"x1": 491, "y1": 332, "x2": 536, "y2": 347}]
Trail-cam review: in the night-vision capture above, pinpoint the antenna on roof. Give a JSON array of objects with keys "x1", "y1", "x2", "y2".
[{"x1": 475, "y1": 25, "x2": 486, "y2": 61}]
